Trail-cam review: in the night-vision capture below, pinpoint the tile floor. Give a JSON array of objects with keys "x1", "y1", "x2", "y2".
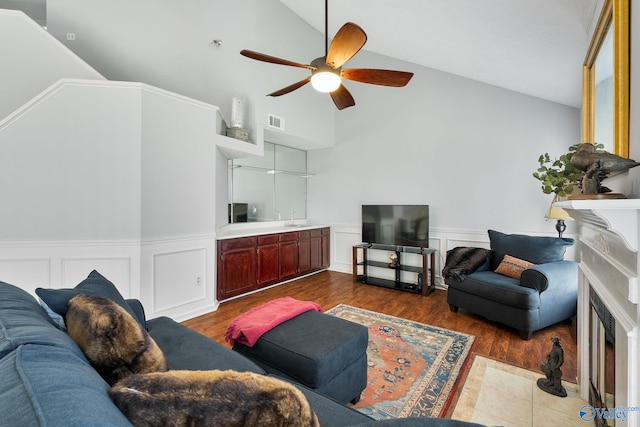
[{"x1": 451, "y1": 356, "x2": 589, "y2": 427}]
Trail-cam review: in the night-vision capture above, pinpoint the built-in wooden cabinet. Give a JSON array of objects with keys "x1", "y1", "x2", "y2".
[
  {"x1": 309, "y1": 228, "x2": 322, "y2": 271},
  {"x1": 298, "y1": 231, "x2": 311, "y2": 274},
  {"x1": 278, "y1": 232, "x2": 299, "y2": 281},
  {"x1": 321, "y1": 228, "x2": 330, "y2": 269},
  {"x1": 217, "y1": 227, "x2": 330, "y2": 301},
  {"x1": 216, "y1": 236, "x2": 257, "y2": 300},
  {"x1": 256, "y1": 234, "x2": 279, "y2": 287}
]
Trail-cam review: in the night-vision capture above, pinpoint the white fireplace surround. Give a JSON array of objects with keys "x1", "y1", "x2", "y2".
[{"x1": 557, "y1": 199, "x2": 640, "y2": 424}]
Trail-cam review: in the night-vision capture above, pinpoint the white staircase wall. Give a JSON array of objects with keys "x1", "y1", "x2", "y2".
[
  {"x1": 0, "y1": 9, "x2": 104, "y2": 120},
  {"x1": 0, "y1": 5, "x2": 267, "y2": 321},
  {"x1": 0, "y1": 78, "x2": 261, "y2": 321},
  {"x1": 0, "y1": 80, "x2": 142, "y2": 241}
]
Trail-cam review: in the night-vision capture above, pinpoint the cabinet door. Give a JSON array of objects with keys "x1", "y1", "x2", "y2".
[
  {"x1": 298, "y1": 231, "x2": 311, "y2": 274},
  {"x1": 217, "y1": 247, "x2": 256, "y2": 300},
  {"x1": 310, "y1": 229, "x2": 322, "y2": 271},
  {"x1": 257, "y1": 235, "x2": 280, "y2": 287},
  {"x1": 279, "y1": 240, "x2": 299, "y2": 280},
  {"x1": 321, "y1": 227, "x2": 330, "y2": 268}
]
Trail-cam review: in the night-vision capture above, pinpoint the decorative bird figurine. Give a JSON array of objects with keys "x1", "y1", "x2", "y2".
[{"x1": 570, "y1": 143, "x2": 640, "y2": 194}]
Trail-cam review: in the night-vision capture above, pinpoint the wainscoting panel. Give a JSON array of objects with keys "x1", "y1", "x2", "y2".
[
  {"x1": 140, "y1": 235, "x2": 217, "y2": 322},
  {"x1": 152, "y1": 248, "x2": 207, "y2": 313},
  {"x1": 61, "y1": 257, "x2": 132, "y2": 298},
  {"x1": 0, "y1": 258, "x2": 51, "y2": 295},
  {"x1": 0, "y1": 240, "x2": 140, "y2": 297},
  {"x1": 330, "y1": 225, "x2": 362, "y2": 273}
]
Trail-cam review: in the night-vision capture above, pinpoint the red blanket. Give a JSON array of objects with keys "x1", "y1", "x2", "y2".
[{"x1": 224, "y1": 297, "x2": 323, "y2": 347}]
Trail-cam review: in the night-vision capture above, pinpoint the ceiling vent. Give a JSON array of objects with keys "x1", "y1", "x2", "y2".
[{"x1": 268, "y1": 113, "x2": 285, "y2": 131}]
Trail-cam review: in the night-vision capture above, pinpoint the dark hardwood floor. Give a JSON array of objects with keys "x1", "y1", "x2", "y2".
[{"x1": 182, "y1": 270, "x2": 577, "y2": 383}]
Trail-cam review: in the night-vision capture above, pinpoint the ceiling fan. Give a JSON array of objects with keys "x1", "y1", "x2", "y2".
[{"x1": 240, "y1": 0, "x2": 414, "y2": 110}]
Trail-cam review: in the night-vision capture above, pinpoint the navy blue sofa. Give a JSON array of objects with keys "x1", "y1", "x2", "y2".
[
  {"x1": 0, "y1": 276, "x2": 485, "y2": 427},
  {"x1": 446, "y1": 230, "x2": 578, "y2": 340}
]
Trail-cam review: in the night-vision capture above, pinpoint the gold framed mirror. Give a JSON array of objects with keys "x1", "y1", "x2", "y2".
[{"x1": 582, "y1": 0, "x2": 629, "y2": 158}]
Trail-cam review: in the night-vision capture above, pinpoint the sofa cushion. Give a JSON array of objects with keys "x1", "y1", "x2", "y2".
[
  {"x1": 494, "y1": 254, "x2": 535, "y2": 279},
  {"x1": 488, "y1": 230, "x2": 573, "y2": 270},
  {"x1": 35, "y1": 270, "x2": 144, "y2": 328},
  {"x1": 0, "y1": 344, "x2": 133, "y2": 427},
  {"x1": 450, "y1": 271, "x2": 540, "y2": 310},
  {"x1": 289, "y1": 377, "x2": 373, "y2": 426},
  {"x1": 147, "y1": 316, "x2": 266, "y2": 374},
  {"x1": 66, "y1": 294, "x2": 167, "y2": 385},
  {"x1": 0, "y1": 281, "x2": 81, "y2": 360}
]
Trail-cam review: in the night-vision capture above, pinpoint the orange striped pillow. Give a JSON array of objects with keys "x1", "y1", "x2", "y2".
[{"x1": 494, "y1": 254, "x2": 534, "y2": 279}]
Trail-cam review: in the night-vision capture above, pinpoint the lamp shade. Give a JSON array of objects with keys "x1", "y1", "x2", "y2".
[{"x1": 545, "y1": 206, "x2": 573, "y2": 221}]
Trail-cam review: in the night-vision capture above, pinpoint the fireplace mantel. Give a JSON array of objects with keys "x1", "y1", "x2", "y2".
[
  {"x1": 556, "y1": 199, "x2": 640, "y2": 251},
  {"x1": 557, "y1": 199, "x2": 639, "y2": 424}
]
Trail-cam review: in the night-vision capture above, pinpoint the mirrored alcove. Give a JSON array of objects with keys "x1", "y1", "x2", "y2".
[{"x1": 228, "y1": 142, "x2": 311, "y2": 223}]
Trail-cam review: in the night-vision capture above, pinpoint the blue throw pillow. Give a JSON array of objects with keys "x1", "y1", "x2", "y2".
[
  {"x1": 488, "y1": 229, "x2": 574, "y2": 270},
  {"x1": 35, "y1": 270, "x2": 144, "y2": 328}
]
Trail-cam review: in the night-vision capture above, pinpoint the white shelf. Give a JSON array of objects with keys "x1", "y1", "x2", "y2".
[{"x1": 214, "y1": 124, "x2": 264, "y2": 159}]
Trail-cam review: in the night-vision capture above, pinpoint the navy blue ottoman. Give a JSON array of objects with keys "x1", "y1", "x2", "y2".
[{"x1": 233, "y1": 309, "x2": 368, "y2": 404}]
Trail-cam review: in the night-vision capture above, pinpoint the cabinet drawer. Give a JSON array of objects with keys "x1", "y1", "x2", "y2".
[
  {"x1": 258, "y1": 234, "x2": 279, "y2": 245},
  {"x1": 219, "y1": 236, "x2": 257, "y2": 251},
  {"x1": 298, "y1": 230, "x2": 310, "y2": 240},
  {"x1": 279, "y1": 232, "x2": 298, "y2": 242},
  {"x1": 310, "y1": 228, "x2": 322, "y2": 238},
  {"x1": 321, "y1": 227, "x2": 330, "y2": 236}
]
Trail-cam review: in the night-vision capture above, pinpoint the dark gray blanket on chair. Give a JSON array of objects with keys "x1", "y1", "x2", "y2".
[{"x1": 442, "y1": 247, "x2": 494, "y2": 281}]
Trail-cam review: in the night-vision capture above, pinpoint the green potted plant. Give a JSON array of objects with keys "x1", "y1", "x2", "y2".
[{"x1": 533, "y1": 143, "x2": 605, "y2": 198}]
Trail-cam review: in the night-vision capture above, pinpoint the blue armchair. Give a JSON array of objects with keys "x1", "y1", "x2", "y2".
[{"x1": 445, "y1": 230, "x2": 578, "y2": 340}]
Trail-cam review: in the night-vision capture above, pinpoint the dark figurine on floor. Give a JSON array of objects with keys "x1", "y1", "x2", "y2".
[{"x1": 537, "y1": 337, "x2": 567, "y2": 397}]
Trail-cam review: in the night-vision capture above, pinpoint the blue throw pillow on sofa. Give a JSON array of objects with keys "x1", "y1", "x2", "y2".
[
  {"x1": 488, "y1": 230, "x2": 574, "y2": 270},
  {"x1": 35, "y1": 270, "x2": 144, "y2": 328}
]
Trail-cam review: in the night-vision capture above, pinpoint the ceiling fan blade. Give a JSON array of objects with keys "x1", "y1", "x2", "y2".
[
  {"x1": 240, "y1": 50, "x2": 315, "y2": 71},
  {"x1": 326, "y1": 22, "x2": 367, "y2": 69},
  {"x1": 341, "y1": 68, "x2": 414, "y2": 87},
  {"x1": 329, "y1": 84, "x2": 356, "y2": 110},
  {"x1": 267, "y1": 78, "x2": 311, "y2": 97}
]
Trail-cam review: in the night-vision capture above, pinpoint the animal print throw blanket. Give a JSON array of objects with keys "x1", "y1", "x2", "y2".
[
  {"x1": 225, "y1": 297, "x2": 322, "y2": 347},
  {"x1": 442, "y1": 247, "x2": 494, "y2": 281}
]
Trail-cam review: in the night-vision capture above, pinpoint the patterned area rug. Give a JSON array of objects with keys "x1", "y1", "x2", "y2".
[{"x1": 326, "y1": 304, "x2": 476, "y2": 420}]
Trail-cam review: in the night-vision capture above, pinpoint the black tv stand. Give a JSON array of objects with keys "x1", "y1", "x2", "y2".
[{"x1": 352, "y1": 244, "x2": 436, "y2": 295}]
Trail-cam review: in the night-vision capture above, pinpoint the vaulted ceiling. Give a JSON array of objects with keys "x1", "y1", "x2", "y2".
[
  {"x1": 2, "y1": 0, "x2": 602, "y2": 108},
  {"x1": 280, "y1": 0, "x2": 603, "y2": 108}
]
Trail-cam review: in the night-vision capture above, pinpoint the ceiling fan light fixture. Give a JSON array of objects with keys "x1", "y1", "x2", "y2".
[{"x1": 311, "y1": 71, "x2": 341, "y2": 92}]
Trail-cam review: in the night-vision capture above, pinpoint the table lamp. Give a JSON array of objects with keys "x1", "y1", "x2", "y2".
[{"x1": 545, "y1": 205, "x2": 573, "y2": 238}]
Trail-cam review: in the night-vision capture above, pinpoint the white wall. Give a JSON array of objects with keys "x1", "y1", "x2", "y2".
[
  {"x1": 46, "y1": 0, "x2": 334, "y2": 149},
  {"x1": 4, "y1": 1, "x2": 596, "y2": 308},
  {"x1": 0, "y1": 81, "x2": 142, "y2": 241},
  {"x1": 308, "y1": 51, "x2": 581, "y2": 233},
  {"x1": 0, "y1": 9, "x2": 103, "y2": 120},
  {"x1": 0, "y1": 78, "x2": 234, "y2": 321}
]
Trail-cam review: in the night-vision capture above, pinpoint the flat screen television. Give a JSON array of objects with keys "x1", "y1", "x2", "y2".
[{"x1": 362, "y1": 205, "x2": 429, "y2": 248}]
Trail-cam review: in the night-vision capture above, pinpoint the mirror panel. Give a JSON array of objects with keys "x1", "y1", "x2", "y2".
[
  {"x1": 582, "y1": 0, "x2": 629, "y2": 157},
  {"x1": 229, "y1": 142, "x2": 309, "y2": 223},
  {"x1": 593, "y1": 26, "x2": 613, "y2": 151},
  {"x1": 275, "y1": 173, "x2": 307, "y2": 221}
]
